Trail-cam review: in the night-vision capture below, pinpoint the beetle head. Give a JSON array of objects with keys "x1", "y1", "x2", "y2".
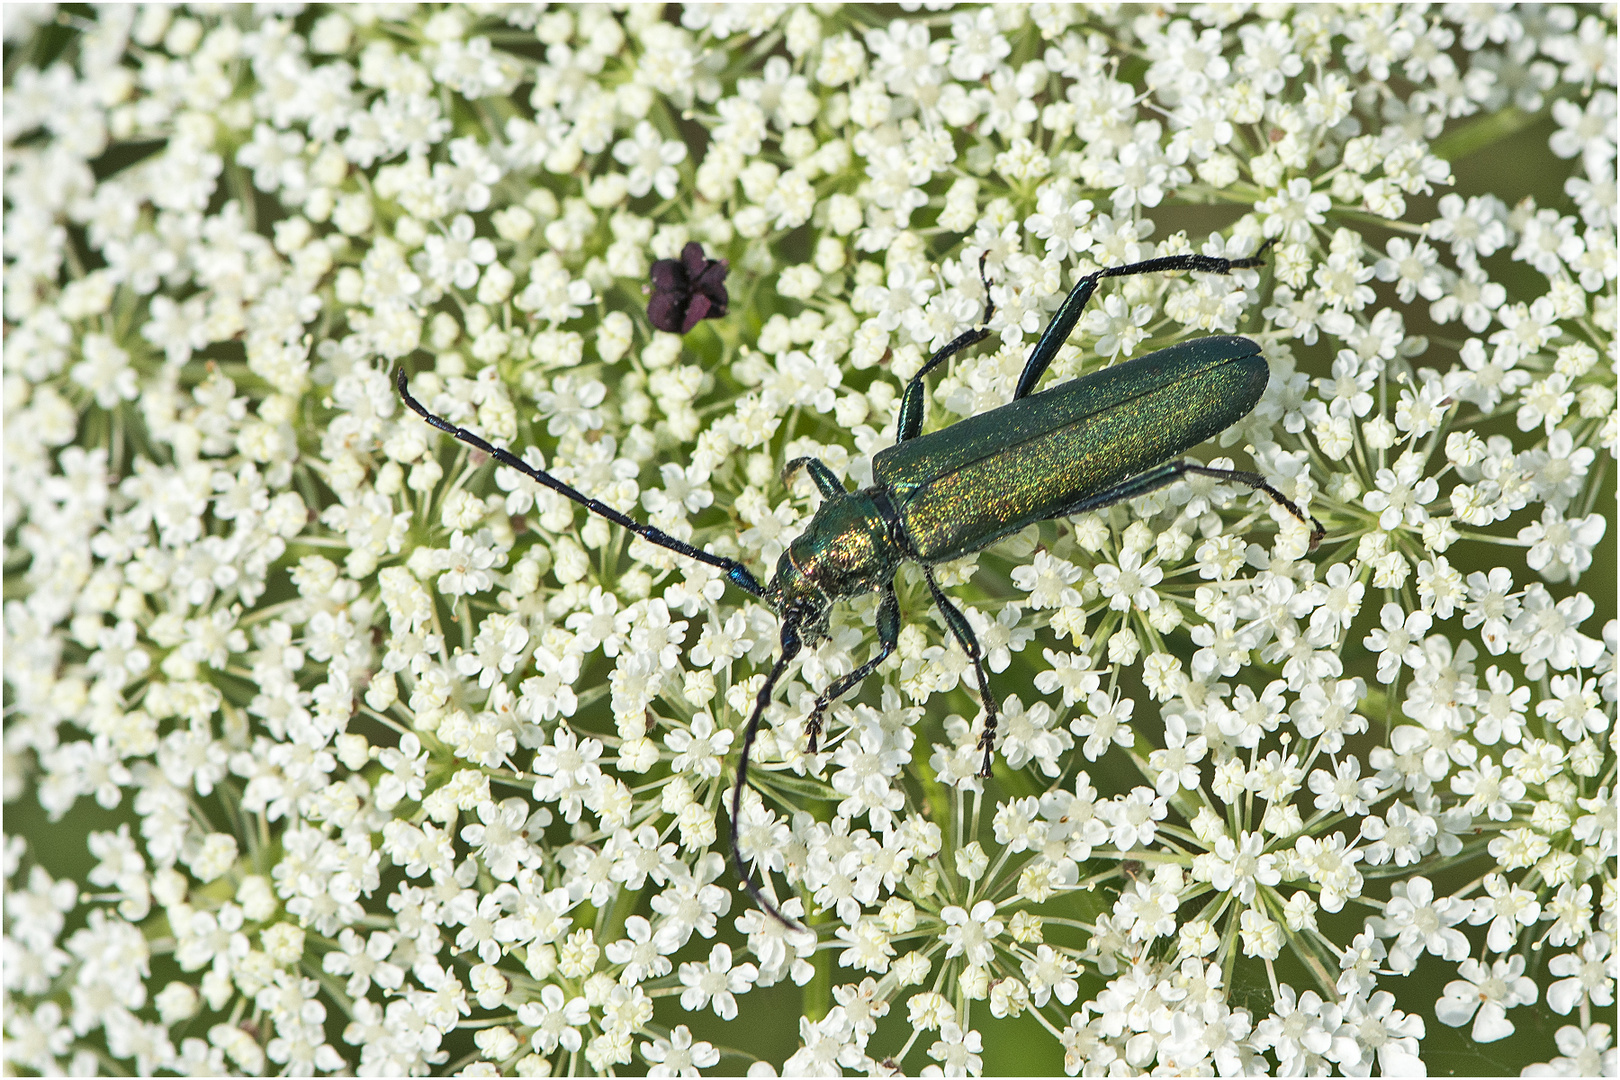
[{"x1": 763, "y1": 553, "x2": 831, "y2": 646}]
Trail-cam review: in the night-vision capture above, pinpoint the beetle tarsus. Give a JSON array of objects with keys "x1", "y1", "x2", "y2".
[
  {"x1": 977, "y1": 709, "x2": 998, "y2": 780},
  {"x1": 918, "y1": 565, "x2": 1001, "y2": 780},
  {"x1": 800, "y1": 593, "x2": 901, "y2": 757},
  {"x1": 802, "y1": 695, "x2": 840, "y2": 755},
  {"x1": 1178, "y1": 463, "x2": 1322, "y2": 552}
]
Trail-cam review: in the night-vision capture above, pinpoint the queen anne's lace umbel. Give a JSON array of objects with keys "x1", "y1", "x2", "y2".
[{"x1": 4, "y1": 5, "x2": 1615, "y2": 1076}]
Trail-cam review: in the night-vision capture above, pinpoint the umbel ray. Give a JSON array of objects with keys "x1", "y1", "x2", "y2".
[{"x1": 396, "y1": 240, "x2": 1325, "y2": 930}]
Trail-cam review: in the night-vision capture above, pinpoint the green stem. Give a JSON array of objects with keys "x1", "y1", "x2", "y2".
[
  {"x1": 802, "y1": 938, "x2": 831, "y2": 1023},
  {"x1": 1430, "y1": 106, "x2": 1538, "y2": 162}
]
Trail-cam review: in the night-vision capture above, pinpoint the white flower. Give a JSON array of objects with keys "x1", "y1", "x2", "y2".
[
  {"x1": 940, "y1": 901, "x2": 1002, "y2": 968},
  {"x1": 677, "y1": 943, "x2": 757, "y2": 1021},
  {"x1": 665, "y1": 713, "x2": 732, "y2": 778},
  {"x1": 1434, "y1": 955, "x2": 1538, "y2": 1042},
  {"x1": 1546, "y1": 931, "x2": 1615, "y2": 1014},
  {"x1": 1079, "y1": 292, "x2": 1152, "y2": 358},
  {"x1": 1258, "y1": 177, "x2": 1331, "y2": 243},
  {"x1": 642, "y1": 1024, "x2": 720, "y2": 1077},
  {"x1": 420, "y1": 214, "x2": 495, "y2": 291},
  {"x1": 1070, "y1": 690, "x2": 1137, "y2": 763},
  {"x1": 1345, "y1": 990, "x2": 1427, "y2": 1075},
  {"x1": 1522, "y1": 1023, "x2": 1617, "y2": 1079},
  {"x1": 517, "y1": 251, "x2": 595, "y2": 324},
  {"x1": 71, "y1": 334, "x2": 138, "y2": 408},
  {"x1": 435, "y1": 529, "x2": 503, "y2": 596},
  {"x1": 612, "y1": 120, "x2": 687, "y2": 200},
  {"x1": 1468, "y1": 872, "x2": 1543, "y2": 953},
  {"x1": 517, "y1": 984, "x2": 588, "y2": 1054},
  {"x1": 1093, "y1": 549, "x2": 1163, "y2": 611}
]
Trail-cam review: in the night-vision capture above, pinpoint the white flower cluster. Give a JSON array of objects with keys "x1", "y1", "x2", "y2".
[{"x1": 4, "y1": 4, "x2": 1615, "y2": 1077}]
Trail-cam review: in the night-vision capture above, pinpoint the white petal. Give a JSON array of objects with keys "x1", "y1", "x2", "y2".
[
  {"x1": 1433, "y1": 993, "x2": 1478, "y2": 1028},
  {"x1": 1471, "y1": 1002, "x2": 1515, "y2": 1043}
]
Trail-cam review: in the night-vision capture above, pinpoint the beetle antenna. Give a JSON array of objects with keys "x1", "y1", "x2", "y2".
[
  {"x1": 1234, "y1": 235, "x2": 1279, "y2": 267},
  {"x1": 396, "y1": 367, "x2": 766, "y2": 598},
  {"x1": 729, "y1": 624, "x2": 808, "y2": 934}
]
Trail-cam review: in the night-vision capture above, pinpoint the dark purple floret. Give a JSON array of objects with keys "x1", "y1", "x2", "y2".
[{"x1": 647, "y1": 242, "x2": 730, "y2": 334}]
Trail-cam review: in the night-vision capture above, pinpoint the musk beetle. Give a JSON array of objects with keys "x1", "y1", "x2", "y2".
[{"x1": 397, "y1": 239, "x2": 1324, "y2": 929}]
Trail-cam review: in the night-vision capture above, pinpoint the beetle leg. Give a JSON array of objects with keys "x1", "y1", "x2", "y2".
[
  {"x1": 1177, "y1": 463, "x2": 1326, "y2": 551},
  {"x1": 1013, "y1": 277, "x2": 1099, "y2": 401},
  {"x1": 783, "y1": 456, "x2": 847, "y2": 500},
  {"x1": 804, "y1": 584, "x2": 901, "y2": 754},
  {"x1": 1015, "y1": 240, "x2": 1277, "y2": 401},
  {"x1": 1054, "y1": 459, "x2": 1326, "y2": 551},
  {"x1": 895, "y1": 255, "x2": 998, "y2": 444},
  {"x1": 397, "y1": 367, "x2": 768, "y2": 598},
  {"x1": 920, "y1": 567, "x2": 999, "y2": 779},
  {"x1": 1052, "y1": 459, "x2": 1189, "y2": 517},
  {"x1": 730, "y1": 621, "x2": 809, "y2": 933}
]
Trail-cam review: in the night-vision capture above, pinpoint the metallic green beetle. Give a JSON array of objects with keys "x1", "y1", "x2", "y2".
[{"x1": 397, "y1": 243, "x2": 1323, "y2": 929}]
